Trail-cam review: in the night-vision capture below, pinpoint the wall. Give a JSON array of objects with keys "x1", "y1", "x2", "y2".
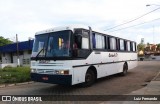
[
  {"x1": 1, "y1": 50, "x2": 31, "y2": 66},
  {"x1": 0, "y1": 63, "x2": 17, "y2": 69},
  {"x1": 21, "y1": 50, "x2": 31, "y2": 66},
  {"x1": 2, "y1": 53, "x2": 11, "y2": 63}
]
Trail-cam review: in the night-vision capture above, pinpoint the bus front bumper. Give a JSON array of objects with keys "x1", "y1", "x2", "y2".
[{"x1": 31, "y1": 73, "x2": 72, "y2": 85}]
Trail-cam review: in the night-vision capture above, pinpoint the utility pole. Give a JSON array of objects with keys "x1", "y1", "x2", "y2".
[
  {"x1": 16, "y1": 34, "x2": 20, "y2": 66},
  {"x1": 146, "y1": 4, "x2": 160, "y2": 44}
]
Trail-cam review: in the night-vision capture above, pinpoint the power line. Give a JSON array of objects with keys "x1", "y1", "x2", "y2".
[
  {"x1": 104, "y1": 7, "x2": 160, "y2": 31},
  {"x1": 109, "y1": 17, "x2": 160, "y2": 32}
]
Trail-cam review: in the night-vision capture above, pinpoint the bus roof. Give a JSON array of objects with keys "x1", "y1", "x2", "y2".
[
  {"x1": 35, "y1": 25, "x2": 136, "y2": 43},
  {"x1": 35, "y1": 25, "x2": 89, "y2": 35},
  {"x1": 35, "y1": 25, "x2": 110, "y2": 35}
]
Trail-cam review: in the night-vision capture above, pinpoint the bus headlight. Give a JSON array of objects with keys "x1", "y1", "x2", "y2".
[
  {"x1": 31, "y1": 69, "x2": 37, "y2": 73},
  {"x1": 55, "y1": 70, "x2": 69, "y2": 75}
]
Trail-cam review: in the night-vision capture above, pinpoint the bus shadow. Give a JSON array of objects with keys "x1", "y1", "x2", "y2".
[
  {"x1": 34, "y1": 72, "x2": 134, "y2": 95},
  {"x1": 94, "y1": 72, "x2": 133, "y2": 85},
  {"x1": 33, "y1": 83, "x2": 83, "y2": 95}
]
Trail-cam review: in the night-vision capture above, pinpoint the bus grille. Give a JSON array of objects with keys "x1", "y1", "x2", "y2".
[
  {"x1": 36, "y1": 69, "x2": 55, "y2": 74},
  {"x1": 37, "y1": 63, "x2": 63, "y2": 66}
]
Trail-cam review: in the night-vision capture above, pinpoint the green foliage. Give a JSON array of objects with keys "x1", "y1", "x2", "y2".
[
  {"x1": 3, "y1": 65, "x2": 13, "y2": 69},
  {"x1": 137, "y1": 43, "x2": 145, "y2": 51},
  {"x1": 157, "y1": 43, "x2": 160, "y2": 50},
  {"x1": 0, "y1": 36, "x2": 13, "y2": 46},
  {"x1": 0, "y1": 67, "x2": 31, "y2": 84}
]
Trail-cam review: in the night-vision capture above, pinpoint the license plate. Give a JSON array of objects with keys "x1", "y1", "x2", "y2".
[{"x1": 42, "y1": 77, "x2": 48, "y2": 80}]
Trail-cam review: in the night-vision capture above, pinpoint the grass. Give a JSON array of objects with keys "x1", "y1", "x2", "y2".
[{"x1": 0, "y1": 66, "x2": 31, "y2": 84}]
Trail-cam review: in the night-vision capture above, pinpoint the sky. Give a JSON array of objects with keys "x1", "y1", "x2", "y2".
[{"x1": 0, "y1": 0, "x2": 160, "y2": 44}]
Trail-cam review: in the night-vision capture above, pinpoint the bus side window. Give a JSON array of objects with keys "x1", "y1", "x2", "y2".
[
  {"x1": 127, "y1": 41, "x2": 130, "y2": 51},
  {"x1": 132, "y1": 42, "x2": 135, "y2": 51},
  {"x1": 120, "y1": 39, "x2": 125, "y2": 51},
  {"x1": 75, "y1": 35, "x2": 89, "y2": 49},
  {"x1": 109, "y1": 37, "x2": 117, "y2": 50},
  {"x1": 94, "y1": 33, "x2": 105, "y2": 49},
  {"x1": 82, "y1": 37, "x2": 89, "y2": 49}
]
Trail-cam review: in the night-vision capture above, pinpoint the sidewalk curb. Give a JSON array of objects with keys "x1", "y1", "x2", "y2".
[
  {"x1": 0, "y1": 84, "x2": 5, "y2": 88},
  {"x1": 126, "y1": 70, "x2": 160, "y2": 95},
  {"x1": 0, "y1": 81, "x2": 34, "y2": 88},
  {"x1": 152, "y1": 71, "x2": 160, "y2": 81}
]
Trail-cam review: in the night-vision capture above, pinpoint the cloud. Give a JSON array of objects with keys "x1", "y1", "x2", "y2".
[{"x1": 0, "y1": 0, "x2": 159, "y2": 44}]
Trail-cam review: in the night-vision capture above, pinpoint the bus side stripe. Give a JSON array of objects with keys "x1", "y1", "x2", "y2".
[{"x1": 72, "y1": 59, "x2": 137, "y2": 68}]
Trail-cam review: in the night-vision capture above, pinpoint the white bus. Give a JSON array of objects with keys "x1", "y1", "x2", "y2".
[{"x1": 30, "y1": 25, "x2": 137, "y2": 87}]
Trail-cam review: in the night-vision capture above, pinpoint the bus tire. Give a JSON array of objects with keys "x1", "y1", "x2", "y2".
[
  {"x1": 120, "y1": 63, "x2": 128, "y2": 76},
  {"x1": 82, "y1": 69, "x2": 96, "y2": 87}
]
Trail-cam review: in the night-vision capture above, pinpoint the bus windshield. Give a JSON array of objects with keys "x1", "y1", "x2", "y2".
[{"x1": 31, "y1": 30, "x2": 72, "y2": 58}]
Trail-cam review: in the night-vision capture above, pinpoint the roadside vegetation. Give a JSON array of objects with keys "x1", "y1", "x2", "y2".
[{"x1": 0, "y1": 66, "x2": 31, "y2": 84}]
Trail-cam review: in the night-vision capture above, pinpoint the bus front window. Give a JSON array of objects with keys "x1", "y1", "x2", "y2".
[
  {"x1": 31, "y1": 30, "x2": 72, "y2": 58},
  {"x1": 31, "y1": 35, "x2": 48, "y2": 57},
  {"x1": 46, "y1": 30, "x2": 71, "y2": 57}
]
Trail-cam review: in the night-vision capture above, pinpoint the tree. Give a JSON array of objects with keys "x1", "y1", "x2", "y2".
[
  {"x1": 157, "y1": 43, "x2": 160, "y2": 51},
  {"x1": 0, "y1": 36, "x2": 13, "y2": 46},
  {"x1": 137, "y1": 43, "x2": 145, "y2": 52}
]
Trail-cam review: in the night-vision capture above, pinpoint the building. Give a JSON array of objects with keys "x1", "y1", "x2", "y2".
[
  {"x1": 145, "y1": 44, "x2": 157, "y2": 51},
  {"x1": 144, "y1": 44, "x2": 158, "y2": 55},
  {"x1": 0, "y1": 40, "x2": 33, "y2": 68}
]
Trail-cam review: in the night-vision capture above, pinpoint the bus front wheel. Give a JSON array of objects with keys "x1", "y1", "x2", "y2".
[{"x1": 82, "y1": 69, "x2": 96, "y2": 87}]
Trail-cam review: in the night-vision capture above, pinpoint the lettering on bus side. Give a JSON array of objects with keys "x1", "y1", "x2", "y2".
[{"x1": 108, "y1": 53, "x2": 118, "y2": 57}]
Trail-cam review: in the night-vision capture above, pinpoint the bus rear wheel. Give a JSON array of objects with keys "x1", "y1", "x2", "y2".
[
  {"x1": 82, "y1": 69, "x2": 95, "y2": 87},
  {"x1": 120, "y1": 63, "x2": 128, "y2": 76}
]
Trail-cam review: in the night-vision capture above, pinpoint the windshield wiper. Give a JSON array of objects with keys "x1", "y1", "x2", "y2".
[
  {"x1": 35, "y1": 48, "x2": 45, "y2": 61},
  {"x1": 35, "y1": 43, "x2": 46, "y2": 60}
]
